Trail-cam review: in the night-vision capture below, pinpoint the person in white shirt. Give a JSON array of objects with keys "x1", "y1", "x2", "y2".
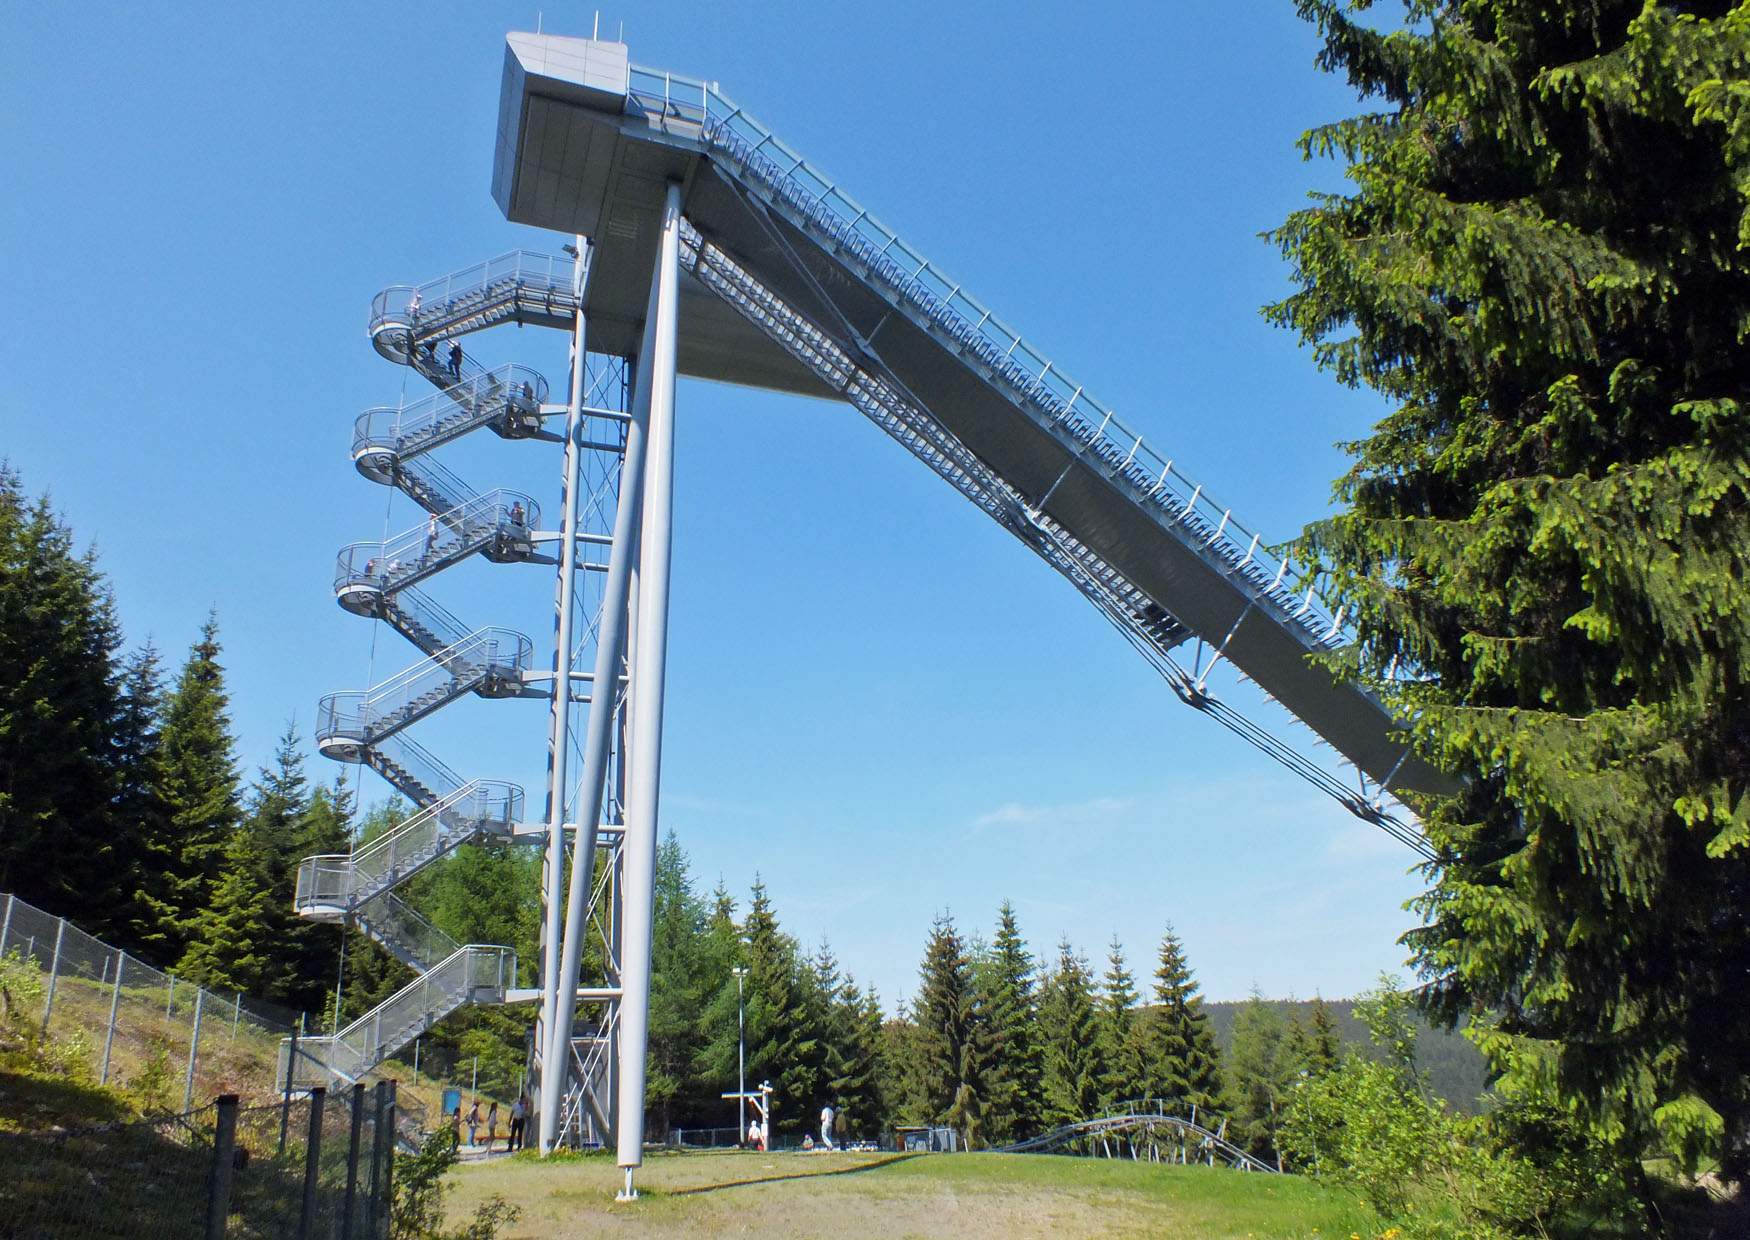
[
  {"x1": 747, "y1": 1117, "x2": 763, "y2": 1150},
  {"x1": 819, "y1": 1103, "x2": 835, "y2": 1150}
]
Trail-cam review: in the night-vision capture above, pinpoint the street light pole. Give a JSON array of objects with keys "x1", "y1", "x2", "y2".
[{"x1": 733, "y1": 965, "x2": 748, "y2": 1145}]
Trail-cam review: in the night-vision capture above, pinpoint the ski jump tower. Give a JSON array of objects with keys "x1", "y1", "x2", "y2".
[{"x1": 294, "y1": 31, "x2": 1457, "y2": 1197}]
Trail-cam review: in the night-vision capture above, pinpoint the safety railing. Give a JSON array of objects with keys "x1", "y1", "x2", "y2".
[
  {"x1": 369, "y1": 251, "x2": 576, "y2": 343},
  {"x1": 294, "y1": 781, "x2": 520, "y2": 914},
  {"x1": 333, "y1": 490, "x2": 540, "y2": 599},
  {"x1": 316, "y1": 628, "x2": 533, "y2": 746},
  {"x1": 352, "y1": 364, "x2": 549, "y2": 468},
  {"x1": 379, "y1": 583, "x2": 476, "y2": 657},
  {"x1": 364, "y1": 731, "x2": 478, "y2": 811},
  {"x1": 282, "y1": 945, "x2": 516, "y2": 1087},
  {"x1": 356, "y1": 891, "x2": 461, "y2": 971},
  {"x1": 626, "y1": 64, "x2": 1347, "y2": 649}
]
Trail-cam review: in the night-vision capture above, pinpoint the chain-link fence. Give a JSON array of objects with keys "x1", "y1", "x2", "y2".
[
  {"x1": 0, "y1": 1084, "x2": 397, "y2": 1240},
  {"x1": 0, "y1": 891, "x2": 306, "y2": 1107}
]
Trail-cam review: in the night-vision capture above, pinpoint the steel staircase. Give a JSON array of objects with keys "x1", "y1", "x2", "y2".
[
  {"x1": 352, "y1": 363, "x2": 555, "y2": 484},
  {"x1": 295, "y1": 780, "x2": 521, "y2": 921},
  {"x1": 315, "y1": 628, "x2": 537, "y2": 759},
  {"x1": 282, "y1": 944, "x2": 518, "y2": 1088},
  {"x1": 294, "y1": 258, "x2": 575, "y2": 1087}
]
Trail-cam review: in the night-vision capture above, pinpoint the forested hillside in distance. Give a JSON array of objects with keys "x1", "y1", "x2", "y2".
[{"x1": 1204, "y1": 998, "x2": 1487, "y2": 1113}]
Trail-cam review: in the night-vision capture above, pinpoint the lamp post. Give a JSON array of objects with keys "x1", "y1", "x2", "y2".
[{"x1": 733, "y1": 965, "x2": 748, "y2": 1144}]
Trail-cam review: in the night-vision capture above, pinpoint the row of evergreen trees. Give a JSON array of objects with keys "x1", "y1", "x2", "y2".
[{"x1": 0, "y1": 465, "x2": 348, "y2": 1011}]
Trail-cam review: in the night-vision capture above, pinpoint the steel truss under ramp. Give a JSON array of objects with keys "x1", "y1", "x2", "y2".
[
  {"x1": 993, "y1": 1100, "x2": 1278, "y2": 1174},
  {"x1": 294, "y1": 30, "x2": 1458, "y2": 1196}
]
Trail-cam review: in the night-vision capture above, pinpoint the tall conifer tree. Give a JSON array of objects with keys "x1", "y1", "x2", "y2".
[
  {"x1": 981, "y1": 901, "x2": 1044, "y2": 1144},
  {"x1": 912, "y1": 913, "x2": 995, "y2": 1147},
  {"x1": 1274, "y1": 0, "x2": 1750, "y2": 1177},
  {"x1": 1135, "y1": 925, "x2": 1222, "y2": 1112},
  {"x1": 1038, "y1": 938, "x2": 1105, "y2": 1127},
  {"x1": 155, "y1": 613, "x2": 242, "y2": 957},
  {"x1": 1096, "y1": 934, "x2": 1143, "y2": 1109},
  {"x1": 0, "y1": 469, "x2": 124, "y2": 924}
]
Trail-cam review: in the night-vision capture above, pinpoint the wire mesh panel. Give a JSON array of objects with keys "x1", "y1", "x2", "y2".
[{"x1": 0, "y1": 892, "x2": 303, "y2": 1107}]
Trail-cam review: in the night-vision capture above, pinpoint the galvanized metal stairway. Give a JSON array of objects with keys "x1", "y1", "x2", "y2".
[
  {"x1": 283, "y1": 944, "x2": 518, "y2": 1088},
  {"x1": 294, "y1": 260, "x2": 570, "y2": 1087}
]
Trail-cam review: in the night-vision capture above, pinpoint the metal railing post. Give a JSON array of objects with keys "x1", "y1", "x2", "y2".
[
  {"x1": 206, "y1": 1094, "x2": 240, "y2": 1240},
  {"x1": 101, "y1": 951, "x2": 124, "y2": 1084},
  {"x1": 0, "y1": 892, "x2": 12, "y2": 954},
  {"x1": 183, "y1": 988, "x2": 206, "y2": 1111},
  {"x1": 341, "y1": 1082, "x2": 367, "y2": 1239},
  {"x1": 296, "y1": 1087, "x2": 327, "y2": 1240},
  {"x1": 40, "y1": 917, "x2": 64, "y2": 1034}
]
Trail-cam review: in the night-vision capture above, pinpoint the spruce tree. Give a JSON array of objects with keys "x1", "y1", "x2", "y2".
[
  {"x1": 912, "y1": 913, "x2": 995, "y2": 1147},
  {"x1": 113, "y1": 641, "x2": 178, "y2": 957},
  {"x1": 155, "y1": 613, "x2": 242, "y2": 958},
  {"x1": 981, "y1": 901, "x2": 1044, "y2": 1144},
  {"x1": 1135, "y1": 925, "x2": 1223, "y2": 1113},
  {"x1": 646, "y1": 831, "x2": 707, "y2": 1132},
  {"x1": 1038, "y1": 938, "x2": 1105, "y2": 1127},
  {"x1": 1095, "y1": 934, "x2": 1143, "y2": 1110},
  {"x1": 178, "y1": 827, "x2": 276, "y2": 995},
  {"x1": 0, "y1": 468, "x2": 125, "y2": 926},
  {"x1": 1274, "y1": 1, "x2": 1750, "y2": 1178},
  {"x1": 740, "y1": 878, "x2": 819, "y2": 1135},
  {"x1": 1223, "y1": 990, "x2": 1302, "y2": 1165},
  {"x1": 815, "y1": 946, "x2": 881, "y2": 1139}
]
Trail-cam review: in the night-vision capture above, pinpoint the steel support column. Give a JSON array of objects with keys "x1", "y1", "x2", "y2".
[
  {"x1": 614, "y1": 182, "x2": 683, "y2": 1197},
  {"x1": 536, "y1": 238, "x2": 590, "y2": 1147},
  {"x1": 538, "y1": 273, "x2": 656, "y2": 1155}
]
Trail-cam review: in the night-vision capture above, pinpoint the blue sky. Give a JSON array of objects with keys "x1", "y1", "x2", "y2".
[{"x1": 0, "y1": 3, "x2": 1424, "y2": 1009}]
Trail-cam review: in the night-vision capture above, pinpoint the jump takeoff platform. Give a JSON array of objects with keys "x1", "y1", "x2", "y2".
[{"x1": 287, "y1": 32, "x2": 1456, "y2": 1197}]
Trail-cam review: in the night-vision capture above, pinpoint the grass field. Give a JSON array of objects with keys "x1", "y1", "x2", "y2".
[{"x1": 449, "y1": 1149, "x2": 1383, "y2": 1239}]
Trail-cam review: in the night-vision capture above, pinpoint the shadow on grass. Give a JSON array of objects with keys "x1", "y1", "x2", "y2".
[{"x1": 666, "y1": 1152, "x2": 919, "y2": 1195}]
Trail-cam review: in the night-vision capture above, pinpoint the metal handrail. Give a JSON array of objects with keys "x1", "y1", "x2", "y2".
[
  {"x1": 353, "y1": 363, "x2": 550, "y2": 465},
  {"x1": 316, "y1": 628, "x2": 533, "y2": 743},
  {"x1": 333, "y1": 490, "x2": 540, "y2": 596},
  {"x1": 369, "y1": 250, "x2": 574, "y2": 340},
  {"x1": 624, "y1": 64, "x2": 1346, "y2": 649}
]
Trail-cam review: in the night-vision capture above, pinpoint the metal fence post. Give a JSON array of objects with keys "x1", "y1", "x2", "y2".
[
  {"x1": 341, "y1": 1082, "x2": 367, "y2": 1239},
  {"x1": 297, "y1": 1087, "x2": 327, "y2": 1240},
  {"x1": 101, "y1": 951, "x2": 125, "y2": 1084},
  {"x1": 167, "y1": 972, "x2": 176, "y2": 1019},
  {"x1": 368, "y1": 1080, "x2": 389, "y2": 1236},
  {"x1": 281, "y1": 1012, "x2": 303, "y2": 1157},
  {"x1": 206, "y1": 1094, "x2": 240, "y2": 1240},
  {"x1": 183, "y1": 988, "x2": 206, "y2": 1112},
  {"x1": 382, "y1": 1080, "x2": 397, "y2": 1240},
  {"x1": 231, "y1": 992, "x2": 241, "y2": 1042},
  {"x1": 40, "y1": 917, "x2": 65, "y2": 1034},
  {"x1": 0, "y1": 892, "x2": 12, "y2": 954}
]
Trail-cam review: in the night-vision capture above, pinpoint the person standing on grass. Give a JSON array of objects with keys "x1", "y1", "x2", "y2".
[
  {"x1": 466, "y1": 1099, "x2": 481, "y2": 1147},
  {"x1": 485, "y1": 1100, "x2": 499, "y2": 1152},
  {"x1": 450, "y1": 1106, "x2": 462, "y2": 1148},
  {"x1": 509, "y1": 1094, "x2": 527, "y2": 1151},
  {"x1": 820, "y1": 1103, "x2": 835, "y2": 1150}
]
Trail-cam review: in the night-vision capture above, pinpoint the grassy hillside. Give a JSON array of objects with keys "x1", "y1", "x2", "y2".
[{"x1": 1203, "y1": 997, "x2": 1490, "y2": 1112}]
